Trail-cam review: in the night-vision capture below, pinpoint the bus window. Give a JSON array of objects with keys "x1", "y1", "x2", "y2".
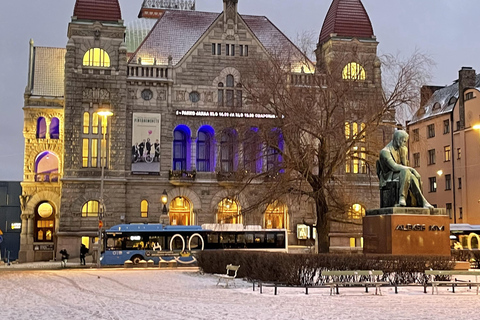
[
  {"x1": 266, "y1": 233, "x2": 275, "y2": 244},
  {"x1": 254, "y1": 233, "x2": 265, "y2": 244},
  {"x1": 236, "y1": 233, "x2": 246, "y2": 245},
  {"x1": 106, "y1": 237, "x2": 118, "y2": 250},
  {"x1": 190, "y1": 236, "x2": 201, "y2": 250},
  {"x1": 245, "y1": 233, "x2": 254, "y2": 243},
  {"x1": 276, "y1": 233, "x2": 285, "y2": 248},
  {"x1": 220, "y1": 233, "x2": 235, "y2": 244},
  {"x1": 208, "y1": 233, "x2": 219, "y2": 243}
]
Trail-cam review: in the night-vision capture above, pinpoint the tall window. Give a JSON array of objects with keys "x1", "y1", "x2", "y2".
[
  {"x1": 445, "y1": 174, "x2": 451, "y2": 190},
  {"x1": 220, "y1": 130, "x2": 236, "y2": 172},
  {"x1": 173, "y1": 127, "x2": 188, "y2": 171},
  {"x1": 413, "y1": 152, "x2": 420, "y2": 168},
  {"x1": 218, "y1": 74, "x2": 242, "y2": 107},
  {"x1": 82, "y1": 111, "x2": 102, "y2": 168},
  {"x1": 428, "y1": 149, "x2": 436, "y2": 165},
  {"x1": 457, "y1": 148, "x2": 461, "y2": 160},
  {"x1": 244, "y1": 129, "x2": 261, "y2": 173},
  {"x1": 217, "y1": 198, "x2": 241, "y2": 224},
  {"x1": 141, "y1": 200, "x2": 148, "y2": 218},
  {"x1": 83, "y1": 48, "x2": 111, "y2": 67},
  {"x1": 345, "y1": 122, "x2": 367, "y2": 173},
  {"x1": 446, "y1": 203, "x2": 452, "y2": 219},
  {"x1": 458, "y1": 177, "x2": 462, "y2": 189},
  {"x1": 427, "y1": 124, "x2": 435, "y2": 138},
  {"x1": 50, "y1": 117, "x2": 60, "y2": 139},
  {"x1": 443, "y1": 120, "x2": 450, "y2": 134},
  {"x1": 342, "y1": 62, "x2": 366, "y2": 80},
  {"x1": 197, "y1": 128, "x2": 213, "y2": 172},
  {"x1": 266, "y1": 130, "x2": 283, "y2": 173},
  {"x1": 429, "y1": 177, "x2": 437, "y2": 193},
  {"x1": 412, "y1": 129, "x2": 419, "y2": 142},
  {"x1": 82, "y1": 200, "x2": 99, "y2": 217},
  {"x1": 444, "y1": 146, "x2": 451, "y2": 162},
  {"x1": 35, "y1": 202, "x2": 55, "y2": 242},
  {"x1": 36, "y1": 117, "x2": 47, "y2": 139}
]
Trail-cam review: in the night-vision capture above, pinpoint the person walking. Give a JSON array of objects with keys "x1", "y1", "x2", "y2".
[{"x1": 80, "y1": 244, "x2": 88, "y2": 266}]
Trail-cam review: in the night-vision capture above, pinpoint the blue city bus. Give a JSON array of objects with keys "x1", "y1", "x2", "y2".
[{"x1": 101, "y1": 224, "x2": 288, "y2": 266}]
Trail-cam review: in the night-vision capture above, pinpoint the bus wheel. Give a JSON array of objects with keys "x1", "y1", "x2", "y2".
[{"x1": 131, "y1": 255, "x2": 143, "y2": 265}]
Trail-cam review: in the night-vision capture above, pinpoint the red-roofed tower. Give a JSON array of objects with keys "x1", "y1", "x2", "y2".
[
  {"x1": 315, "y1": 0, "x2": 380, "y2": 86},
  {"x1": 73, "y1": 0, "x2": 122, "y2": 22}
]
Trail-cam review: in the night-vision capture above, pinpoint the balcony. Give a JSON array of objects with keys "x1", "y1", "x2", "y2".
[
  {"x1": 169, "y1": 170, "x2": 196, "y2": 186},
  {"x1": 127, "y1": 65, "x2": 172, "y2": 82}
]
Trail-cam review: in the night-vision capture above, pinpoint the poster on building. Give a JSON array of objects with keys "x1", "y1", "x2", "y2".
[{"x1": 132, "y1": 113, "x2": 161, "y2": 175}]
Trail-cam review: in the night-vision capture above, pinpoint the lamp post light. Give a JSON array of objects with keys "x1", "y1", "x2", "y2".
[
  {"x1": 161, "y1": 189, "x2": 169, "y2": 224},
  {"x1": 96, "y1": 108, "x2": 113, "y2": 268}
]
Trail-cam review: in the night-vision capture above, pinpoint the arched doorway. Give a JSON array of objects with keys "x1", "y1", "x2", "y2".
[
  {"x1": 217, "y1": 198, "x2": 242, "y2": 224},
  {"x1": 35, "y1": 202, "x2": 55, "y2": 242},
  {"x1": 264, "y1": 202, "x2": 288, "y2": 229},
  {"x1": 169, "y1": 196, "x2": 193, "y2": 225}
]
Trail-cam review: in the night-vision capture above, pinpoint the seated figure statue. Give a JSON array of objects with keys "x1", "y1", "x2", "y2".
[{"x1": 377, "y1": 130, "x2": 433, "y2": 208}]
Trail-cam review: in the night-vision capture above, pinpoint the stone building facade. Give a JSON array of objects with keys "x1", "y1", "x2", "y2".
[{"x1": 20, "y1": 0, "x2": 389, "y2": 261}]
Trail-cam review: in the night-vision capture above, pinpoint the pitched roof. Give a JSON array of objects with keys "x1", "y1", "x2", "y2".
[
  {"x1": 73, "y1": 0, "x2": 122, "y2": 22},
  {"x1": 31, "y1": 47, "x2": 66, "y2": 97},
  {"x1": 319, "y1": 0, "x2": 374, "y2": 44},
  {"x1": 125, "y1": 18, "x2": 158, "y2": 53},
  {"x1": 129, "y1": 10, "x2": 308, "y2": 66}
]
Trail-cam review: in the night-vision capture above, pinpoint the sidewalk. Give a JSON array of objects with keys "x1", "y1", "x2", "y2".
[{"x1": 0, "y1": 256, "x2": 96, "y2": 270}]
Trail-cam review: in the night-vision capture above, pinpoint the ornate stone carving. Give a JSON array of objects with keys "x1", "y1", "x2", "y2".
[
  {"x1": 204, "y1": 91, "x2": 214, "y2": 103},
  {"x1": 157, "y1": 89, "x2": 167, "y2": 101},
  {"x1": 176, "y1": 91, "x2": 186, "y2": 101}
]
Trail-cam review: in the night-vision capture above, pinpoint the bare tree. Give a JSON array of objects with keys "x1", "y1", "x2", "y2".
[{"x1": 224, "y1": 41, "x2": 432, "y2": 252}]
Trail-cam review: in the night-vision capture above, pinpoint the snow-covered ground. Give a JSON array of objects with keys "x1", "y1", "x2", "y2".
[{"x1": 1, "y1": 267, "x2": 479, "y2": 320}]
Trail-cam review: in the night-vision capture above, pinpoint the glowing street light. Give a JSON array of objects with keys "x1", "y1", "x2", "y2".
[{"x1": 96, "y1": 108, "x2": 113, "y2": 268}]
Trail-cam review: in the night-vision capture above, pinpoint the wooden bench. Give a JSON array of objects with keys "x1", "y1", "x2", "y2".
[
  {"x1": 322, "y1": 270, "x2": 388, "y2": 295},
  {"x1": 214, "y1": 264, "x2": 240, "y2": 288},
  {"x1": 425, "y1": 270, "x2": 480, "y2": 295}
]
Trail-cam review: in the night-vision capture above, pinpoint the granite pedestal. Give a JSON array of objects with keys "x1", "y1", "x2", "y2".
[{"x1": 363, "y1": 207, "x2": 450, "y2": 256}]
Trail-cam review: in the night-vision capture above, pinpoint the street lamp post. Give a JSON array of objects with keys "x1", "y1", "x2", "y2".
[
  {"x1": 161, "y1": 189, "x2": 169, "y2": 224},
  {"x1": 97, "y1": 109, "x2": 113, "y2": 268}
]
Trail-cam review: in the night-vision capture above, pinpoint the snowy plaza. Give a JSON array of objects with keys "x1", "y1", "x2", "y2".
[{"x1": 1, "y1": 267, "x2": 479, "y2": 320}]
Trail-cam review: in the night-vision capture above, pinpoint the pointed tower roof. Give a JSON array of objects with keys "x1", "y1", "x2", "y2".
[
  {"x1": 319, "y1": 0, "x2": 374, "y2": 44},
  {"x1": 73, "y1": 0, "x2": 122, "y2": 22}
]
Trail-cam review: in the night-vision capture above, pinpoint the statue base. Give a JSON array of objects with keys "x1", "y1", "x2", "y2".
[{"x1": 363, "y1": 207, "x2": 450, "y2": 256}]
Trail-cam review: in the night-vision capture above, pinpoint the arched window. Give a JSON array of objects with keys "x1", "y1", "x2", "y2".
[
  {"x1": 50, "y1": 117, "x2": 60, "y2": 139},
  {"x1": 36, "y1": 117, "x2": 47, "y2": 139},
  {"x1": 342, "y1": 62, "x2": 366, "y2": 81},
  {"x1": 244, "y1": 128, "x2": 261, "y2": 173},
  {"x1": 141, "y1": 200, "x2": 148, "y2": 218},
  {"x1": 169, "y1": 197, "x2": 192, "y2": 226},
  {"x1": 35, "y1": 202, "x2": 55, "y2": 242},
  {"x1": 173, "y1": 126, "x2": 190, "y2": 171},
  {"x1": 83, "y1": 48, "x2": 111, "y2": 67},
  {"x1": 35, "y1": 151, "x2": 59, "y2": 182},
  {"x1": 82, "y1": 200, "x2": 100, "y2": 217},
  {"x1": 220, "y1": 129, "x2": 237, "y2": 173},
  {"x1": 217, "y1": 198, "x2": 241, "y2": 224},
  {"x1": 226, "y1": 75, "x2": 234, "y2": 87},
  {"x1": 264, "y1": 202, "x2": 288, "y2": 229},
  {"x1": 218, "y1": 74, "x2": 242, "y2": 107},
  {"x1": 348, "y1": 204, "x2": 366, "y2": 220},
  {"x1": 197, "y1": 126, "x2": 214, "y2": 172}
]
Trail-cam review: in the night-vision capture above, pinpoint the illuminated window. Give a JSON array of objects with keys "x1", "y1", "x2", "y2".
[
  {"x1": 342, "y1": 62, "x2": 366, "y2": 80},
  {"x1": 82, "y1": 110, "x2": 105, "y2": 168},
  {"x1": 35, "y1": 152, "x2": 59, "y2": 182},
  {"x1": 141, "y1": 200, "x2": 148, "y2": 218},
  {"x1": 83, "y1": 48, "x2": 111, "y2": 67},
  {"x1": 264, "y1": 202, "x2": 287, "y2": 229},
  {"x1": 82, "y1": 139, "x2": 89, "y2": 167},
  {"x1": 91, "y1": 139, "x2": 98, "y2": 167},
  {"x1": 348, "y1": 204, "x2": 365, "y2": 220},
  {"x1": 35, "y1": 202, "x2": 55, "y2": 242},
  {"x1": 429, "y1": 177, "x2": 437, "y2": 192},
  {"x1": 169, "y1": 197, "x2": 192, "y2": 226},
  {"x1": 197, "y1": 127, "x2": 214, "y2": 172},
  {"x1": 50, "y1": 117, "x2": 60, "y2": 139},
  {"x1": 444, "y1": 146, "x2": 451, "y2": 162},
  {"x1": 92, "y1": 113, "x2": 99, "y2": 134},
  {"x1": 345, "y1": 122, "x2": 350, "y2": 139},
  {"x1": 82, "y1": 200, "x2": 99, "y2": 217},
  {"x1": 173, "y1": 126, "x2": 189, "y2": 171},
  {"x1": 217, "y1": 198, "x2": 242, "y2": 224},
  {"x1": 83, "y1": 112, "x2": 90, "y2": 134},
  {"x1": 37, "y1": 117, "x2": 47, "y2": 139}
]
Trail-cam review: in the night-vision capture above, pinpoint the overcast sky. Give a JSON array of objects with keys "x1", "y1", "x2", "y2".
[{"x1": 0, "y1": 0, "x2": 479, "y2": 181}]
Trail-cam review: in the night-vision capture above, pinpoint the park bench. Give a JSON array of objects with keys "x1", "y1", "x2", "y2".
[
  {"x1": 214, "y1": 264, "x2": 240, "y2": 288},
  {"x1": 322, "y1": 270, "x2": 388, "y2": 295},
  {"x1": 425, "y1": 270, "x2": 480, "y2": 295}
]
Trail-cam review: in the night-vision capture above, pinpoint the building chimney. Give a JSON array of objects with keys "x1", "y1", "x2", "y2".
[
  {"x1": 420, "y1": 85, "x2": 444, "y2": 107},
  {"x1": 458, "y1": 66, "x2": 476, "y2": 130}
]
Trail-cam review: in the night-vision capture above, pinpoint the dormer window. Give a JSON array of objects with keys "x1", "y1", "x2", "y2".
[
  {"x1": 83, "y1": 48, "x2": 110, "y2": 67},
  {"x1": 465, "y1": 92, "x2": 474, "y2": 100},
  {"x1": 342, "y1": 62, "x2": 365, "y2": 81}
]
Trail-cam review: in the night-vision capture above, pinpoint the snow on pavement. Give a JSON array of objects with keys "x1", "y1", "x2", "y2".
[{"x1": 0, "y1": 269, "x2": 478, "y2": 320}]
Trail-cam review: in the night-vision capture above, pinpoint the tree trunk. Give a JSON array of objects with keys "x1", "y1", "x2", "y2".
[{"x1": 315, "y1": 193, "x2": 330, "y2": 253}]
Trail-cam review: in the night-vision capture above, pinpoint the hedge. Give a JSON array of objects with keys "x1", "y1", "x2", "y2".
[{"x1": 197, "y1": 251, "x2": 455, "y2": 286}]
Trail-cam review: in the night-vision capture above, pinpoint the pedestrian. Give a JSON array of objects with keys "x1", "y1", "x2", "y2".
[
  {"x1": 80, "y1": 244, "x2": 88, "y2": 265},
  {"x1": 59, "y1": 249, "x2": 69, "y2": 268}
]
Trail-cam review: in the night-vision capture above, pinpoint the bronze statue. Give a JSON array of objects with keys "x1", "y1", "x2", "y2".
[{"x1": 377, "y1": 130, "x2": 433, "y2": 208}]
